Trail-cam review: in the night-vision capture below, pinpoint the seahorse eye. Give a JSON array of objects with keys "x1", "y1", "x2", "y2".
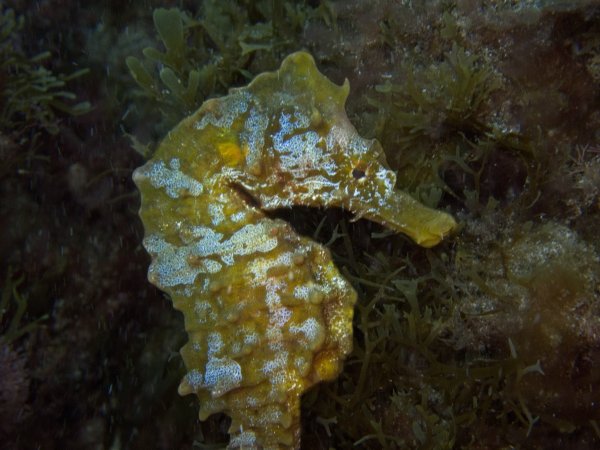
[{"x1": 352, "y1": 168, "x2": 366, "y2": 180}]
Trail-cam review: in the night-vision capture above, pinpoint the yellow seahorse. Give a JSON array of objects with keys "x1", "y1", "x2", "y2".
[{"x1": 133, "y1": 52, "x2": 456, "y2": 449}]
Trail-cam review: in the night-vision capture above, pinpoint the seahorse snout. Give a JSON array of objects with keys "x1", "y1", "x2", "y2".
[{"x1": 360, "y1": 189, "x2": 457, "y2": 247}]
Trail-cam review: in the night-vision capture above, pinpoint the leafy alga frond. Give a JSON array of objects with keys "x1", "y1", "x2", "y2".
[{"x1": 0, "y1": 7, "x2": 90, "y2": 140}]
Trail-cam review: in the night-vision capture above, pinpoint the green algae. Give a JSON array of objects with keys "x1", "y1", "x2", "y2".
[
  {"x1": 366, "y1": 42, "x2": 520, "y2": 211},
  {"x1": 0, "y1": 7, "x2": 90, "y2": 136},
  {"x1": 126, "y1": 7, "x2": 212, "y2": 125},
  {"x1": 0, "y1": 271, "x2": 47, "y2": 345}
]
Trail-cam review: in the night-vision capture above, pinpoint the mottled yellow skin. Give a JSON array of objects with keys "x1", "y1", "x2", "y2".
[{"x1": 133, "y1": 52, "x2": 456, "y2": 449}]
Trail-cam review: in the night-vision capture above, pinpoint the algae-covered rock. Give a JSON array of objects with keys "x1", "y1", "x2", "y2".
[{"x1": 457, "y1": 220, "x2": 600, "y2": 428}]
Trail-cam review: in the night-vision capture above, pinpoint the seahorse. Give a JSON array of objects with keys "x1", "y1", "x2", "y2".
[{"x1": 133, "y1": 51, "x2": 456, "y2": 449}]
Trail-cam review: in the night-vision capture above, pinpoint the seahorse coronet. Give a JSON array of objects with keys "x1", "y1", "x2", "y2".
[{"x1": 133, "y1": 51, "x2": 457, "y2": 449}]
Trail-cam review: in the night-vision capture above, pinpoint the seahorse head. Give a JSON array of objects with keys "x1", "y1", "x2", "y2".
[{"x1": 212, "y1": 52, "x2": 456, "y2": 247}]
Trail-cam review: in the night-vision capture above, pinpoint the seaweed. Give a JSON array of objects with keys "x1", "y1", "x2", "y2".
[
  {"x1": 0, "y1": 7, "x2": 90, "y2": 142},
  {"x1": 374, "y1": 44, "x2": 502, "y2": 144},
  {"x1": 0, "y1": 271, "x2": 46, "y2": 345},
  {"x1": 125, "y1": 7, "x2": 215, "y2": 127},
  {"x1": 368, "y1": 43, "x2": 504, "y2": 204}
]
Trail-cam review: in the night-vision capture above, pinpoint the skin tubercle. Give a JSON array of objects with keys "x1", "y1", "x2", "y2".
[{"x1": 133, "y1": 51, "x2": 456, "y2": 449}]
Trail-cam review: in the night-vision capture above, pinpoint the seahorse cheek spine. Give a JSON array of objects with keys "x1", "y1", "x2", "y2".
[{"x1": 133, "y1": 51, "x2": 456, "y2": 449}]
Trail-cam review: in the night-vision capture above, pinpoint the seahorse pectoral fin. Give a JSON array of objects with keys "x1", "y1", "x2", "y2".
[{"x1": 363, "y1": 190, "x2": 458, "y2": 248}]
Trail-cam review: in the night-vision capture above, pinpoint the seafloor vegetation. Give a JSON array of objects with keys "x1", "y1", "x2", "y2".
[{"x1": 1, "y1": 0, "x2": 599, "y2": 449}]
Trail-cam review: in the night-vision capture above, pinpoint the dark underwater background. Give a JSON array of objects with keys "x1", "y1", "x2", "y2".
[{"x1": 1, "y1": 1, "x2": 599, "y2": 449}]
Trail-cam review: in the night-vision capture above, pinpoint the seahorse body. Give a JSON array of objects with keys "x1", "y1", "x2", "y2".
[{"x1": 133, "y1": 52, "x2": 456, "y2": 449}]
